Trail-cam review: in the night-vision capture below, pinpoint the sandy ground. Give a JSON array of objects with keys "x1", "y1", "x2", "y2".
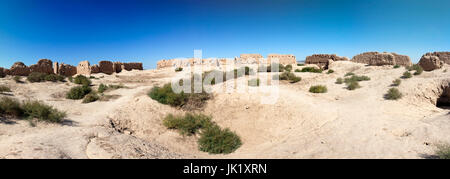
[{"x1": 0, "y1": 61, "x2": 449, "y2": 159}]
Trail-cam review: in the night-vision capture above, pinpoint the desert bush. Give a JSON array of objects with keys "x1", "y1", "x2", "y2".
[
  {"x1": 413, "y1": 66, "x2": 423, "y2": 75},
  {"x1": 66, "y1": 85, "x2": 92, "y2": 100},
  {"x1": 0, "y1": 85, "x2": 11, "y2": 93},
  {"x1": 344, "y1": 72, "x2": 355, "y2": 77},
  {"x1": 301, "y1": 67, "x2": 322, "y2": 73},
  {"x1": 346, "y1": 81, "x2": 361, "y2": 90},
  {"x1": 68, "y1": 76, "x2": 73, "y2": 82},
  {"x1": 98, "y1": 83, "x2": 107, "y2": 93},
  {"x1": 248, "y1": 79, "x2": 260, "y2": 87},
  {"x1": 435, "y1": 144, "x2": 450, "y2": 159},
  {"x1": 402, "y1": 71, "x2": 412, "y2": 79},
  {"x1": 297, "y1": 64, "x2": 304, "y2": 66},
  {"x1": 385, "y1": 88, "x2": 402, "y2": 100},
  {"x1": 285, "y1": 65, "x2": 292, "y2": 72},
  {"x1": 198, "y1": 125, "x2": 242, "y2": 154},
  {"x1": 392, "y1": 79, "x2": 401, "y2": 86},
  {"x1": 22, "y1": 100, "x2": 66, "y2": 123},
  {"x1": 279, "y1": 71, "x2": 301, "y2": 83},
  {"x1": 336, "y1": 78, "x2": 343, "y2": 84},
  {"x1": 82, "y1": 93, "x2": 99, "y2": 103},
  {"x1": 13, "y1": 76, "x2": 22, "y2": 83},
  {"x1": 163, "y1": 113, "x2": 213, "y2": 136},
  {"x1": 175, "y1": 67, "x2": 183, "y2": 72},
  {"x1": 44, "y1": 74, "x2": 58, "y2": 82},
  {"x1": 27, "y1": 72, "x2": 47, "y2": 82},
  {"x1": 0, "y1": 97, "x2": 23, "y2": 117},
  {"x1": 309, "y1": 85, "x2": 327, "y2": 93},
  {"x1": 327, "y1": 69, "x2": 334, "y2": 74},
  {"x1": 393, "y1": 65, "x2": 400, "y2": 68},
  {"x1": 149, "y1": 83, "x2": 188, "y2": 107},
  {"x1": 73, "y1": 75, "x2": 92, "y2": 86},
  {"x1": 344, "y1": 75, "x2": 370, "y2": 84},
  {"x1": 294, "y1": 69, "x2": 301, "y2": 72}
]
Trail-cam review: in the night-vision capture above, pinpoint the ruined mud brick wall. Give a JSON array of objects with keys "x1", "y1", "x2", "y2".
[
  {"x1": 305, "y1": 54, "x2": 349, "y2": 69},
  {"x1": 351, "y1": 52, "x2": 412, "y2": 66}
]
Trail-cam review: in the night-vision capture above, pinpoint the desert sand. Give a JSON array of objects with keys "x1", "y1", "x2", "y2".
[{"x1": 0, "y1": 61, "x2": 449, "y2": 159}]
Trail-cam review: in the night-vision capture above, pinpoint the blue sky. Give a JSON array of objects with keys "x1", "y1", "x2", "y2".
[{"x1": 0, "y1": 0, "x2": 449, "y2": 69}]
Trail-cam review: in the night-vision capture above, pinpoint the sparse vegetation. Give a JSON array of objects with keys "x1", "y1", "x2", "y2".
[
  {"x1": 175, "y1": 67, "x2": 183, "y2": 72},
  {"x1": 248, "y1": 78, "x2": 260, "y2": 87},
  {"x1": 13, "y1": 76, "x2": 22, "y2": 83},
  {"x1": 66, "y1": 85, "x2": 92, "y2": 100},
  {"x1": 68, "y1": 76, "x2": 73, "y2": 82},
  {"x1": 309, "y1": 85, "x2": 327, "y2": 93},
  {"x1": 336, "y1": 78, "x2": 343, "y2": 84},
  {"x1": 435, "y1": 144, "x2": 450, "y2": 159},
  {"x1": 148, "y1": 83, "x2": 210, "y2": 110},
  {"x1": 162, "y1": 113, "x2": 241, "y2": 154},
  {"x1": 0, "y1": 85, "x2": 11, "y2": 94},
  {"x1": 344, "y1": 75, "x2": 370, "y2": 83},
  {"x1": 385, "y1": 88, "x2": 402, "y2": 100},
  {"x1": 98, "y1": 83, "x2": 108, "y2": 93},
  {"x1": 0, "y1": 97, "x2": 65, "y2": 123},
  {"x1": 163, "y1": 113, "x2": 213, "y2": 136},
  {"x1": 297, "y1": 64, "x2": 304, "y2": 66},
  {"x1": 198, "y1": 125, "x2": 242, "y2": 154},
  {"x1": 27, "y1": 72, "x2": 64, "y2": 83},
  {"x1": 402, "y1": 71, "x2": 412, "y2": 79},
  {"x1": 300, "y1": 67, "x2": 322, "y2": 73},
  {"x1": 0, "y1": 97, "x2": 22, "y2": 117},
  {"x1": 22, "y1": 100, "x2": 66, "y2": 123},
  {"x1": 392, "y1": 79, "x2": 401, "y2": 86},
  {"x1": 393, "y1": 64, "x2": 400, "y2": 68},
  {"x1": 346, "y1": 81, "x2": 361, "y2": 90},
  {"x1": 284, "y1": 64, "x2": 292, "y2": 72},
  {"x1": 327, "y1": 69, "x2": 334, "y2": 74},
  {"x1": 294, "y1": 69, "x2": 301, "y2": 72},
  {"x1": 82, "y1": 93, "x2": 100, "y2": 103},
  {"x1": 406, "y1": 64, "x2": 423, "y2": 75},
  {"x1": 73, "y1": 75, "x2": 92, "y2": 86},
  {"x1": 344, "y1": 72, "x2": 355, "y2": 77},
  {"x1": 277, "y1": 71, "x2": 301, "y2": 83}
]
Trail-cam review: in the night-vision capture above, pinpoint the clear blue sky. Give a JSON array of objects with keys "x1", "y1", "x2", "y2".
[{"x1": 0, "y1": 0, "x2": 449, "y2": 69}]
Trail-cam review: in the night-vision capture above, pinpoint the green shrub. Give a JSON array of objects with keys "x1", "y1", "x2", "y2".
[
  {"x1": 290, "y1": 76, "x2": 301, "y2": 83},
  {"x1": 413, "y1": 66, "x2": 423, "y2": 75},
  {"x1": 336, "y1": 78, "x2": 343, "y2": 84},
  {"x1": 309, "y1": 85, "x2": 327, "y2": 93},
  {"x1": 163, "y1": 113, "x2": 213, "y2": 136},
  {"x1": 175, "y1": 67, "x2": 183, "y2": 72},
  {"x1": 402, "y1": 71, "x2": 412, "y2": 79},
  {"x1": 27, "y1": 72, "x2": 47, "y2": 82},
  {"x1": 392, "y1": 79, "x2": 401, "y2": 86},
  {"x1": 68, "y1": 76, "x2": 73, "y2": 82},
  {"x1": 297, "y1": 64, "x2": 304, "y2": 66},
  {"x1": 66, "y1": 86, "x2": 92, "y2": 100},
  {"x1": 248, "y1": 79, "x2": 260, "y2": 87},
  {"x1": 327, "y1": 69, "x2": 334, "y2": 74},
  {"x1": 393, "y1": 65, "x2": 400, "y2": 68},
  {"x1": 22, "y1": 100, "x2": 66, "y2": 123},
  {"x1": 285, "y1": 65, "x2": 292, "y2": 72},
  {"x1": 13, "y1": 76, "x2": 22, "y2": 83},
  {"x1": 294, "y1": 69, "x2": 301, "y2": 72},
  {"x1": 344, "y1": 75, "x2": 370, "y2": 84},
  {"x1": 279, "y1": 71, "x2": 301, "y2": 83},
  {"x1": 98, "y1": 83, "x2": 107, "y2": 93},
  {"x1": 301, "y1": 67, "x2": 322, "y2": 73},
  {"x1": 346, "y1": 81, "x2": 361, "y2": 90},
  {"x1": 44, "y1": 74, "x2": 59, "y2": 82},
  {"x1": 344, "y1": 72, "x2": 355, "y2": 77},
  {"x1": 385, "y1": 88, "x2": 402, "y2": 100},
  {"x1": 73, "y1": 75, "x2": 92, "y2": 86},
  {"x1": 149, "y1": 83, "x2": 188, "y2": 107},
  {"x1": 198, "y1": 125, "x2": 242, "y2": 154},
  {"x1": 0, "y1": 85, "x2": 11, "y2": 93},
  {"x1": 0, "y1": 97, "x2": 23, "y2": 117},
  {"x1": 82, "y1": 93, "x2": 99, "y2": 103},
  {"x1": 435, "y1": 144, "x2": 450, "y2": 159}
]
